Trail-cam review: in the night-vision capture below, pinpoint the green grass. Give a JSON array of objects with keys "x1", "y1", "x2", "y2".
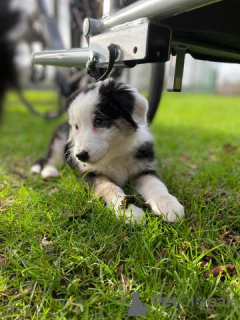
[{"x1": 0, "y1": 91, "x2": 240, "y2": 319}]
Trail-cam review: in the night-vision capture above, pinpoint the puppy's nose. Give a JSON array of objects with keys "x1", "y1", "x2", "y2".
[{"x1": 75, "y1": 151, "x2": 89, "y2": 162}]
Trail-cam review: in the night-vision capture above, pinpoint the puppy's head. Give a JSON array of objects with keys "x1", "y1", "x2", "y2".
[{"x1": 68, "y1": 79, "x2": 148, "y2": 164}]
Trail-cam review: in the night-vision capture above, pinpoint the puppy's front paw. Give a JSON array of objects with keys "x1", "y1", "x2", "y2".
[
  {"x1": 30, "y1": 164, "x2": 41, "y2": 174},
  {"x1": 148, "y1": 193, "x2": 184, "y2": 222},
  {"x1": 116, "y1": 204, "x2": 146, "y2": 225},
  {"x1": 31, "y1": 163, "x2": 60, "y2": 179},
  {"x1": 41, "y1": 165, "x2": 60, "y2": 179},
  {"x1": 125, "y1": 204, "x2": 146, "y2": 225}
]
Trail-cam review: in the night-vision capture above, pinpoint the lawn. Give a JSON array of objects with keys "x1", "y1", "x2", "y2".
[{"x1": 0, "y1": 91, "x2": 239, "y2": 319}]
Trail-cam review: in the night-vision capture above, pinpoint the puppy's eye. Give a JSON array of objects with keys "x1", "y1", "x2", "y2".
[
  {"x1": 94, "y1": 118, "x2": 105, "y2": 128},
  {"x1": 74, "y1": 124, "x2": 79, "y2": 130}
]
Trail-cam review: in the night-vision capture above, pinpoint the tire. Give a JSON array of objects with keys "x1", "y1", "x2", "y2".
[{"x1": 147, "y1": 62, "x2": 165, "y2": 123}]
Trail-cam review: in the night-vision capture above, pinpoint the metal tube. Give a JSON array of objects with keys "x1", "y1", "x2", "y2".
[
  {"x1": 100, "y1": 0, "x2": 222, "y2": 32},
  {"x1": 32, "y1": 48, "x2": 89, "y2": 67}
]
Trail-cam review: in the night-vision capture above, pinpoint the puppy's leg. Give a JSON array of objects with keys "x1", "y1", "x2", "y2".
[
  {"x1": 134, "y1": 173, "x2": 184, "y2": 222},
  {"x1": 88, "y1": 175, "x2": 145, "y2": 224},
  {"x1": 31, "y1": 122, "x2": 70, "y2": 179}
]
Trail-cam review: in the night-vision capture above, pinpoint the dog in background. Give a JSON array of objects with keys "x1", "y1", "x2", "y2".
[
  {"x1": 0, "y1": 0, "x2": 19, "y2": 119},
  {"x1": 31, "y1": 79, "x2": 184, "y2": 224}
]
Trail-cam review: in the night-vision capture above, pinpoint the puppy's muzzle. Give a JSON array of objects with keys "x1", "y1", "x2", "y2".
[{"x1": 75, "y1": 151, "x2": 89, "y2": 162}]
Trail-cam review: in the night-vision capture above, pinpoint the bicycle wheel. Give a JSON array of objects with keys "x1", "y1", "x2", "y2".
[{"x1": 147, "y1": 62, "x2": 165, "y2": 123}]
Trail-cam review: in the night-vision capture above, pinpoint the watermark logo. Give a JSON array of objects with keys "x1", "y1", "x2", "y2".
[
  {"x1": 121, "y1": 292, "x2": 238, "y2": 318},
  {"x1": 121, "y1": 292, "x2": 149, "y2": 318}
]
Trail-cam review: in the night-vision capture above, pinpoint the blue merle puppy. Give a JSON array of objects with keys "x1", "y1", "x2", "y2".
[{"x1": 31, "y1": 79, "x2": 184, "y2": 224}]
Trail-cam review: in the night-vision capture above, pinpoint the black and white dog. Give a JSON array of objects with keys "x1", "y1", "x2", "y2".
[{"x1": 31, "y1": 79, "x2": 184, "y2": 224}]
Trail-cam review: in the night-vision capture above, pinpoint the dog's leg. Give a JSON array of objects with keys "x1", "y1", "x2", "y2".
[
  {"x1": 88, "y1": 175, "x2": 145, "y2": 224},
  {"x1": 31, "y1": 122, "x2": 70, "y2": 179},
  {"x1": 134, "y1": 173, "x2": 184, "y2": 222}
]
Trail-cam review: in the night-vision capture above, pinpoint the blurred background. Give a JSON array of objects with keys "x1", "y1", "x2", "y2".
[
  {"x1": 11, "y1": 0, "x2": 240, "y2": 95},
  {"x1": 1, "y1": 3, "x2": 240, "y2": 318}
]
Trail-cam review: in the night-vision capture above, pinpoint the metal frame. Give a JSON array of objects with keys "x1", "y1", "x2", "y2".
[
  {"x1": 91, "y1": 0, "x2": 222, "y2": 34},
  {"x1": 32, "y1": 0, "x2": 221, "y2": 67},
  {"x1": 32, "y1": 48, "x2": 89, "y2": 68},
  {"x1": 33, "y1": 0, "x2": 239, "y2": 91}
]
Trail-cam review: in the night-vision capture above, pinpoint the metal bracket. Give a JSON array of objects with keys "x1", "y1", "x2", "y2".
[
  {"x1": 89, "y1": 18, "x2": 150, "y2": 66},
  {"x1": 167, "y1": 47, "x2": 186, "y2": 92},
  {"x1": 88, "y1": 19, "x2": 171, "y2": 67}
]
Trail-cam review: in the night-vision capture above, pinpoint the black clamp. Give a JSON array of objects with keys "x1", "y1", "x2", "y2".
[{"x1": 86, "y1": 43, "x2": 118, "y2": 81}]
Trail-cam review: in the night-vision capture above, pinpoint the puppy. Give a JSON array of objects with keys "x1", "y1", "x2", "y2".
[{"x1": 31, "y1": 79, "x2": 184, "y2": 224}]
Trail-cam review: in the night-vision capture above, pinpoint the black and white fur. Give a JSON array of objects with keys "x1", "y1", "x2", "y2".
[{"x1": 31, "y1": 79, "x2": 184, "y2": 224}]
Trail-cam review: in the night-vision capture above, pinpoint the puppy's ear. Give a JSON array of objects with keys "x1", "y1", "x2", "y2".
[
  {"x1": 98, "y1": 80, "x2": 148, "y2": 126},
  {"x1": 132, "y1": 90, "x2": 149, "y2": 124}
]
